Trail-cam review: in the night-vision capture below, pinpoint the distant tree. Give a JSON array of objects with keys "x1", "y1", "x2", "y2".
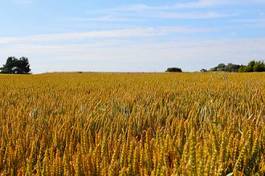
[
  {"x1": 216, "y1": 63, "x2": 226, "y2": 71},
  {"x1": 211, "y1": 60, "x2": 265, "y2": 73},
  {"x1": 238, "y1": 66, "x2": 247, "y2": 72},
  {"x1": 248, "y1": 60, "x2": 256, "y2": 68},
  {"x1": 0, "y1": 57, "x2": 31, "y2": 74},
  {"x1": 166, "y1": 67, "x2": 182, "y2": 72},
  {"x1": 225, "y1": 63, "x2": 241, "y2": 72},
  {"x1": 210, "y1": 63, "x2": 226, "y2": 71},
  {"x1": 210, "y1": 63, "x2": 246, "y2": 72},
  {"x1": 200, "y1": 69, "x2": 207, "y2": 72},
  {"x1": 244, "y1": 66, "x2": 253, "y2": 72},
  {"x1": 245, "y1": 60, "x2": 255, "y2": 72},
  {"x1": 253, "y1": 61, "x2": 265, "y2": 72},
  {"x1": 240, "y1": 60, "x2": 265, "y2": 72}
]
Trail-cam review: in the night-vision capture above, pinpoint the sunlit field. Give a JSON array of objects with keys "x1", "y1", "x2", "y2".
[{"x1": 0, "y1": 73, "x2": 264, "y2": 175}]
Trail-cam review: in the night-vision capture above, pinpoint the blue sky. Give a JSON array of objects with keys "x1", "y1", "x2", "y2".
[{"x1": 0, "y1": 0, "x2": 265, "y2": 73}]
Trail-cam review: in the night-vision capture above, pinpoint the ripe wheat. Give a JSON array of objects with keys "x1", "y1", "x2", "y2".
[{"x1": 0, "y1": 73, "x2": 264, "y2": 175}]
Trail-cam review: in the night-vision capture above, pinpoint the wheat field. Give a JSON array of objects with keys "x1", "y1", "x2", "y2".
[{"x1": 0, "y1": 73, "x2": 264, "y2": 175}]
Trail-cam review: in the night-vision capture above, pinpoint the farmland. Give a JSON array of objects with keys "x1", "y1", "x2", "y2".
[{"x1": 0, "y1": 73, "x2": 264, "y2": 175}]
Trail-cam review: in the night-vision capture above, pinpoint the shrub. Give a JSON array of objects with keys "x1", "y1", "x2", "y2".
[{"x1": 166, "y1": 67, "x2": 182, "y2": 72}]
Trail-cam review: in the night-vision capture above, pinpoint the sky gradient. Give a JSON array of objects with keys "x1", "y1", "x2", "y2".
[{"x1": 0, "y1": 0, "x2": 265, "y2": 73}]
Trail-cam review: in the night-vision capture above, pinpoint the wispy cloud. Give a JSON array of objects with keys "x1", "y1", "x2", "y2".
[
  {"x1": 76, "y1": 1, "x2": 239, "y2": 23},
  {"x1": 74, "y1": 11, "x2": 230, "y2": 23},
  {"x1": 111, "y1": 0, "x2": 265, "y2": 11},
  {"x1": 0, "y1": 26, "x2": 212, "y2": 45},
  {"x1": 151, "y1": 11, "x2": 231, "y2": 19}
]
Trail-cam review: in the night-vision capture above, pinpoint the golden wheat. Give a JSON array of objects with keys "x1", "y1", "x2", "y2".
[{"x1": 0, "y1": 72, "x2": 264, "y2": 175}]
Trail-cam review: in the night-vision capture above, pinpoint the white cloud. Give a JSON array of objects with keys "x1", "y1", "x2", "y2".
[
  {"x1": 174, "y1": 0, "x2": 264, "y2": 8},
  {"x1": 78, "y1": 1, "x2": 239, "y2": 23},
  {"x1": 108, "y1": 0, "x2": 265, "y2": 12},
  {"x1": 76, "y1": 11, "x2": 230, "y2": 23},
  {"x1": 154, "y1": 11, "x2": 231, "y2": 19},
  {"x1": 0, "y1": 26, "x2": 211, "y2": 45}
]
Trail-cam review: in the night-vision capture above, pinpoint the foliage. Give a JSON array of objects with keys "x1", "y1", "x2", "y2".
[
  {"x1": 210, "y1": 63, "x2": 242, "y2": 72},
  {"x1": 0, "y1": 73, "x2": 264, "y2": 175},
  {"x1": 0, "y1": 56, "x2": 31, "y2": 74},
  {"x1": 252, "y1": 61, "x2": 265, "y2": 72},
  {"x1": 166, "y1": 67, "x2": 182, "y2": 72},
  {"x1": 211, "y1": 60, "x2": 265, "y2": 73}
]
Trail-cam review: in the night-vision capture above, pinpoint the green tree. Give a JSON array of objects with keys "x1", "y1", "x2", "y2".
[
  {"x1": 245, "y1": 60, "x2": 256, "y2": 72},
  {"x1": 238, "y1": 66, "x2": 247, "y2": 72},
  {"x1": 225, "y1": 63, "x2": 241, "y2": 72},
  {"x1": 253, "y1": 61, "x2": 265, "y2": 72},
  {"x1": 0, "y1": 57, "x2": 31, "y2": 74},
  {"x1": 216, "y1": 63, "x2": 226, "y2": 71},
  {"x1": 248, "y1": 60, "x2": 256, "y2": 67},
  {"x1": 210, "y1": 63, "x2": 241, "y2": 72}
]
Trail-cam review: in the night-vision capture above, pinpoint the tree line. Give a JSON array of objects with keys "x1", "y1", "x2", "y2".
[
  {"x1": 0, "y1": 57, "x2": 264, "y2": 74},
  {"x1": 209, "y1": 60, "x2": 265, "y2": 72},
  {"x1": 167, "y1": 60, "x2": 265, "y2": 73}
]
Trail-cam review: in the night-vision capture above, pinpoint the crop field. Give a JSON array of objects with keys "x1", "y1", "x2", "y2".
[{"x1": 0, "y1": 73, "x2": 264, "y2": 175}]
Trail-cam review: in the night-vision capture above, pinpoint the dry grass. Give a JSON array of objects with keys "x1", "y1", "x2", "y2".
[{"x1": 0, "y1": 72, "x2": 264, "y2": 175}]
